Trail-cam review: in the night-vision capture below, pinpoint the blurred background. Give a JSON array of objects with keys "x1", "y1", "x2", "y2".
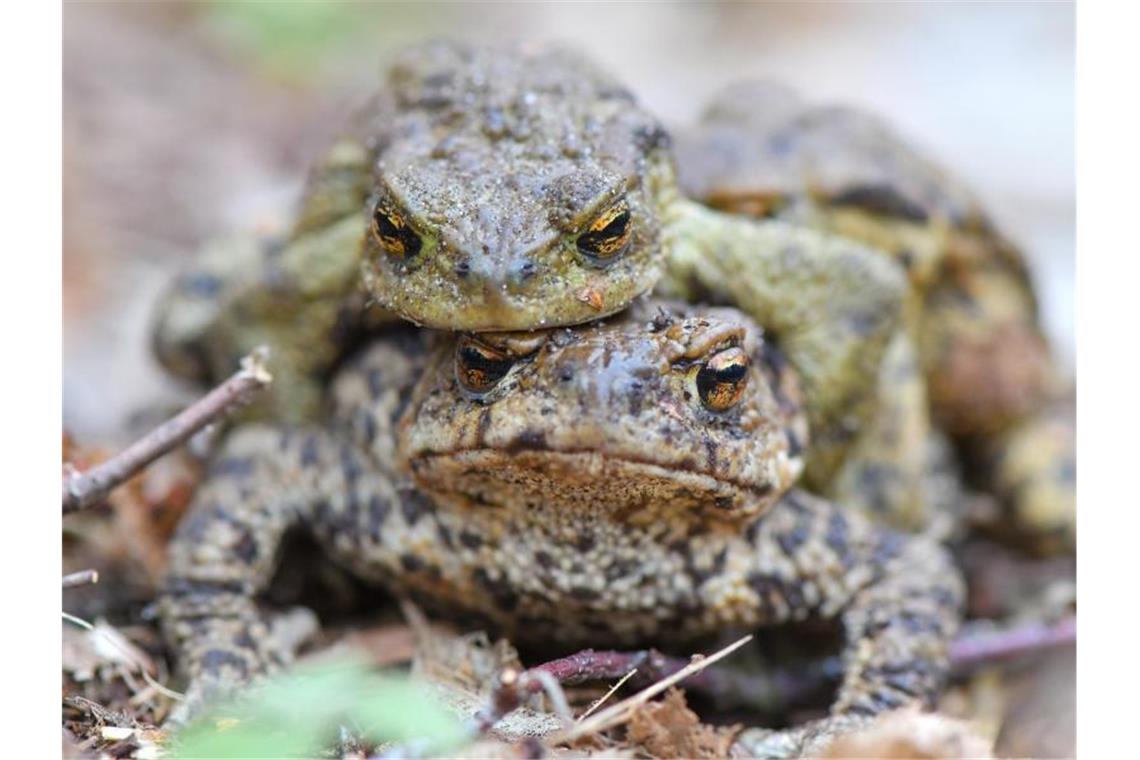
[{"x1": 63, "y1": 1, "x2": 1074, "y2": 441}]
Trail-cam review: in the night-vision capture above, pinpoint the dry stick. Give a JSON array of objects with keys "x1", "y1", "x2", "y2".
[
  {"x1": 531, "y1": 644, "x2": 830, "y2": 713},
  {"x1": 525, "y1": 616, "x2": 1077, "y2": 715},
  {"x1": 950, "y1": 616, "x2": 1076, "y2": 670},
  {"x1": 532, "y1": 647, "x2": 669, "y2": 686},
  {"x1": 472, "y1": 666, "x2": 574, "y2": 736},
  {"x1": 549, "y1": 634, "x2": 753, "y2": 744},
  {"x1": 463, "y1": 638, "x2": 753, "y2": 751},
  {"x1": 62, "y1": 348, "x2": 272, "y2": 514},
  {"x1": 62, "y1": 569, "x2": 99, "y2": 589}
]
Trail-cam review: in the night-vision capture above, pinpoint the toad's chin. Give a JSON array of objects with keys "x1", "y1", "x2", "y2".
[{"x1": 406, "y1": 449, "x2": 783, "y2": 521}]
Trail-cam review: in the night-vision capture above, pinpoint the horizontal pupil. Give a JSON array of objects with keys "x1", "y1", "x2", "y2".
[
  {"x1": 714, "y1": 363, "x2": 747, "y2": 383},
  {"x1": 696, "y1": 360, "x2": 746, "y2": 409},
  {"x1": 375, "y1": 210, "x2": 422, "y2": 258},
  {"x1": 578, "y1": 211, "x2": 632, "y2": 259},
  {"x1": 400, "y1": 228, "x2": 422, "y2": 257},
  {"x1": 600, "y1": 210, "x2": 630, "y2": 235},
  {"x1": 376, "y1": 213, "x2": 401, "y2": 237}
]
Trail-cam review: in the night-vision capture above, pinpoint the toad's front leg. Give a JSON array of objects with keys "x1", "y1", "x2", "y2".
[
  {"x1": 735, "y1": 490, "x2": 964, "y2": 757},
  {"x1": 150, "y1": 216, "x2": 394, "y2": 424},
  {"x1": 159, "y1": 425, "x2": 399, "y2": 723},
  {"x1": 660, "y1": 200, "x2": 908, "y2": 488}
]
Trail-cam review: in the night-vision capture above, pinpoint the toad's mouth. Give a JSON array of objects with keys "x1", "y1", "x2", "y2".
[{"x1": 406, "y1": 449, "x2": 782, "y2": 519}]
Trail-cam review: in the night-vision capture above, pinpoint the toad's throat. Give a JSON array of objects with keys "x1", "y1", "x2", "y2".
[{"x1": 406, "y1": 448, "x2": 782, "y2": 519}]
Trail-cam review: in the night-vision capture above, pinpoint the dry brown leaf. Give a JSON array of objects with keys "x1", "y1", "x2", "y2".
[
  {"x1": 626, "y1": 688, "x2": 740, "y2": 759},
  {"x1": 111, "y1": 446, "x2": 203, "y2": 583},
  {"x1": 63, "y1": 619, "x2": 154, "y2": 681}
]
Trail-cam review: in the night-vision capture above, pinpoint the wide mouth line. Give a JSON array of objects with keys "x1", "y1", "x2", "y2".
[{"x1": 410, "y1": 447, "x2": 774, "y2": 498}]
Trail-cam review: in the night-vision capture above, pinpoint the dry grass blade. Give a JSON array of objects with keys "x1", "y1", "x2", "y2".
[
  {"x1": 576, "y1": 667, "x2": 638, "y2": 723},
  {"x1": 550, "y1": 634, "x2": 753, "y2": 744}
]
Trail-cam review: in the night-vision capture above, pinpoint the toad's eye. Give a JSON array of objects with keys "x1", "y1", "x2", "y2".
[
  {"x1": 577, "y1": 199, "x2": 632, "y2": 265},
  {"x1": 371, "y1": 198, "x2": 422, "y2": 261},
  {"x1": 456, "y1": 338, "x2": 514, "y2": 395},
  {"x1": 696, "y1": 347, "x2": 749, "y2": 412}
]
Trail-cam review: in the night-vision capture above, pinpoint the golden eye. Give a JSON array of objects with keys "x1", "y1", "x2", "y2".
[
  {"x1": 576, "y1": 198, "x2": 632, "y2": 265},
  {"x1": 456, "y1": 338, "x2": 514, "y2": 395},
  {"x1": 371, "y1": 198, "x2": 422, "y2": 261},
  {"x1": 695, "y1": 347, "x2": 749, "y2": 412}
]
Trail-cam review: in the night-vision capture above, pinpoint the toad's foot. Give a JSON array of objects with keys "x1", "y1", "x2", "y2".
[{"x1": 158, "y1": 425, "x2": 386, "y2": 724}]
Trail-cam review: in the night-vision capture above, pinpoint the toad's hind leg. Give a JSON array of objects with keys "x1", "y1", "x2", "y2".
[
  {"x1": 921, "y1": 249, "x2": 1074, "y2": 554},
  {"x1": 159, "y1": 425, "x2": 397, "y2": 723},
  {"x1": 968, "y1": 393, "x2": 1076, "y2": 555},
  {"x1": 737, "y1": 490, "x2": 964, "y2": 757}
]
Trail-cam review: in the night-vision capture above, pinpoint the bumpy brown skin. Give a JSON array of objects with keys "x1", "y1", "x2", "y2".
[
  {"x1": 674, "y1": 81, "x2": 1053, "y2": 430},
  {"x1": 150, "y1": 216, "x2": 396, "y2": 420},
  {"x1": 674, "y1": 82, "x2": 1072, "y2": 551},
  {"x1": 153, "y1": 40, "x2": 673, "y2": 386},
  {"x1": 161, "y1": 302, "x2": 962, "y2": 754},
  {"x1": 966, "y1": 394, "x2": 1076, "y2": 555},
  {"x1": 356, "y1": 42, "x2": 673, "y2": 332},
  {"x1": 826, "y1": 333, "x2": 950, "y2": 532},
  {"x1": 150, "y1": 43, "x2": 908, "y2": 476},
  {"x1": 657, "y1": 203, "x2": 907, "y2": 495}
]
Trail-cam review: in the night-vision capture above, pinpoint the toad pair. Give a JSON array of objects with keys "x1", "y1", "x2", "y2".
[{"x1": 155, "y1": 41, "x2": 1070, "y2": 755}]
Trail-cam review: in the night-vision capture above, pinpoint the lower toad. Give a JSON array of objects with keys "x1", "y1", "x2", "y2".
[{"x1": 160, "y1": 301, "x2": 963, "y2": 755}]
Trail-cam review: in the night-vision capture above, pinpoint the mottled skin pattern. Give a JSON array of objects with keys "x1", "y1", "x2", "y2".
[
  {"x1": 150, "y1": 43, "x2": 908, "y2": 501},
  {"x1": 151, "y1": 218, "x2": 401, "y2": 420},
  {"x1": 353, "y1": 42, "x2": 672, "y2": 332},
  {"x1": 673, "y1": 81, "x2": 1054, "y2": 425},
  {"x1": 967, "y1": 396, "x2": 1076, "y2": 555},
  {"x1": 161, "y1": 302, "x2": 963, "y2": 755},
  {"x1": 151, "y1": 40, "x2": 673, "y2": 419},
  {"x1": 826, "y1": 333, "x2": 952, "y2": 532},
  {"x1": 656, "y1": 203, "x2": 906, "y2": 497},
  {"x1": 673, "y1": 82, "x2": 1073, "y2": 551}
]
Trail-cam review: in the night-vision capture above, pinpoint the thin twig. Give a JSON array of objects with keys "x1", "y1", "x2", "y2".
[
  {"x1": 530, "y1": 644, "x2": 829, "y2": 713},
  {"x1": 951, "y1": 616, "x2": 1076, "y2": 670},
  {"x1": 62, "y1": 569, "x2": 99, "y2": 589},
  {"x1": 139, "y1": 670, "x2": 185, "y2": 703},
  {"x1": 524, "y1": 616, "x2": 1077, "y2": 718},
  {"x1": 473, "y1": 667, "x2": 527, "y2": 734},
  {"x1": 528, "y1": 670, "x2": 575, "y2": 726},
  {"x1": 471, "y1": 666, "x2": 574, "y2": 736},
  {"x1": 549, "y1": 634, "x2": 753, "y2": 744},
  {"x1": 532, "y1": 647, "x2": 669, "y2": 685},
  {"x1": 62, "y1": 348, "x2": 272, "y2": 514}
]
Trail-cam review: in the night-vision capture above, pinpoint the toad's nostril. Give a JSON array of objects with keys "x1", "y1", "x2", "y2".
[
  {"x1": 455, "y1": 259, "x2": 471, "y2": 278},
  {"x1": 503, "y1": 259, "x2": 539, "y2": 291}
]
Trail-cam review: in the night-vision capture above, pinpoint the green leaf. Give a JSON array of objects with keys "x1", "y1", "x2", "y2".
[{"x1": 172, "y1": 655, "x2": 466, "y2": 758}]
